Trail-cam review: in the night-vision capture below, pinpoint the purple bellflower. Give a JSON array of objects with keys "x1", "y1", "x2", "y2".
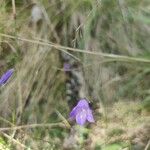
[
  {"x1": 64, "y1": 63, "x2": 71, "y2": 72},
  {"x1": 0, "y1": 69, "x2": 14, "y2": 86},
  {"x1": 70, "y1": 99, "x2": 95, "y2": 126}
]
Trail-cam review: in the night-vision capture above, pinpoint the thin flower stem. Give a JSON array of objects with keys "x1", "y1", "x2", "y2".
[
  {"x1": 145, "y1": 140, "x2": 150, "y2": 150},
  {"x1": 0, "y1": 33, "x2": 150, "y2": 64},
  {"x1": 55, "y1": 109, "x2": 71, "y2": 128},
  {"x1": 12, "y1": 0, "x2": 16, "y2": 19},
  {"x1": 0, "y1": 122, "x2": 68, "y2": 131}
]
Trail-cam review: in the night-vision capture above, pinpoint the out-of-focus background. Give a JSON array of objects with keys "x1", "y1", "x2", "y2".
[{"x1": 0, "y1": 0, "x2": 150, "y2": 149}]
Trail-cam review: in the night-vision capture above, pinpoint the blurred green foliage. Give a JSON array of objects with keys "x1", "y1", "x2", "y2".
[{"x1": 0, "y1": 0, "x2": 149, "y2": 149}]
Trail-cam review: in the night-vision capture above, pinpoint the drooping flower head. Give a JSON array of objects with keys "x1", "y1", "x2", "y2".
[
  {"x1": 0, "y1": 69, "x2": 14, "y2": 86},
  {"x1": 70, "y1": 99, "x2": 95, "y2": 125}
]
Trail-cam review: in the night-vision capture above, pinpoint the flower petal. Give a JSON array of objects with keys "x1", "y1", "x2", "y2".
[
  {"x1": 0, "y1": 69, "x2": 14, "y2": 85},
  {"x1": 76, "y1": 109, "x2": 87, "y2": 125},
  {"x1": 69, "y1": 106, "x2": 77, "y2": 119},
  {"x1": 87, "y1": 109, "x2": 95, "y2": 123},
  {"x1": 77, "y1": 99, "x2": 89, "y2": 108}
]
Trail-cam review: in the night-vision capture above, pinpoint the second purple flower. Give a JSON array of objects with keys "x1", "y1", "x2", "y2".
[{"x1": 0, "y1": 69, "x2": 14, "y2": 86}]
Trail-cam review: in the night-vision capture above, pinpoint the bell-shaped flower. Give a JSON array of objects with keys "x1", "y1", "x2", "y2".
[
  {"x1": 70, "y1": 99, "x2": 95, "y2": 125},
  {"x1": 0, "y1": 69, "x2": 14, "y2": 86}
]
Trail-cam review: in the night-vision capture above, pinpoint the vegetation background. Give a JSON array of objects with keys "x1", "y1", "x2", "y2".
[{"x1": 0, "y1": 0, "x2": 150, "y2": 149}]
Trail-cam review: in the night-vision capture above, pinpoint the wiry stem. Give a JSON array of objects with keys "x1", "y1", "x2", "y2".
[
  {"x1": 0, "y1": 33, "x2": 150, "y2": 64},
  {"x1": 0, "y1": 122, "x2": 70, "y2": 131},
  {"x1": 12, "y1": 0, "x2": 16, "y2": 19}
]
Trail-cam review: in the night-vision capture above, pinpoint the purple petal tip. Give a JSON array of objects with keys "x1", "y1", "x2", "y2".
[{"x1": 0, "y1": 69, "x2": 14, "y2": 86}]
